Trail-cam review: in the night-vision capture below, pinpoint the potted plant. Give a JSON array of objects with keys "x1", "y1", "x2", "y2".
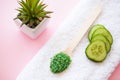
[{"x1": 14, "y1": 0, "x2": 52, "y2": 39}]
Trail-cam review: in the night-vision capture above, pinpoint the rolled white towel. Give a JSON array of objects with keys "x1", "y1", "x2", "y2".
[{"x1": 16, "y1": 0, "x2": 120, "y2": 80}]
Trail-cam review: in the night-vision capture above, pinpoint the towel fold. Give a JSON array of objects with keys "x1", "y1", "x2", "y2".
[{"x1": 16, "y1": 0, "x2": 120, "y2": 80}]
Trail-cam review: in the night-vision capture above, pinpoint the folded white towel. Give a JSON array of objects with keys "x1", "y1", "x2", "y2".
[{"x1": 16, "y1": 0, "x2": 120, "y2": 80}]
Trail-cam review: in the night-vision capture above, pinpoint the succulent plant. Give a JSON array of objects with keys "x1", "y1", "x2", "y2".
[
  {"x1": 15, "y1": 0, "x2": 52, "y2": 28},
  {"x1": 50, "y1": 52, "x2": 71, "y2": 73}
]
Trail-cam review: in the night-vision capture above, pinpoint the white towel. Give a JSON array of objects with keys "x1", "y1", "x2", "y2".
[{"x1": 16, "y1": 0, "x2": 120, "y2": 80}]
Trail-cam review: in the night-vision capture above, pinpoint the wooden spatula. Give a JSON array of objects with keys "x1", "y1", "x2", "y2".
[{"x1": 50, "y1": 4, "x2": 102, "y2": 73}]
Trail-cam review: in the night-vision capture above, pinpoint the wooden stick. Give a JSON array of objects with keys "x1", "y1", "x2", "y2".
[{"x1": 64, "y1": 4, "x2": 102, "y2": 54}]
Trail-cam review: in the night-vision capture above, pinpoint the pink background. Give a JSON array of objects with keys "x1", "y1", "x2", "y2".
[{"x1": 0, "y1": 0, "x2": 120, "y2": 80}]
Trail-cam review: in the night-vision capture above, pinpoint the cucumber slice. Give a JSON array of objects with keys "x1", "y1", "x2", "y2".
[
  {"x1": 92, "y1": 28, "x2": 113, "y2": 45},
  {"x1": 88, "y1": 24, "x2": 105, "y2": 41},
  {"x1": 91, "y1": 34, "x2": 111, "y2": 53},
  {"x1": 86, "y1": 40, "x2": 107, "y2": 62}
]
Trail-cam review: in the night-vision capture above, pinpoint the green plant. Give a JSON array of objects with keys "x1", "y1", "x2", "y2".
[
  {"x1": 15, "y1": 0, "x2": 52, "y2": 28},
  {"x1": 50, "y1": 52, "x2": 71, "y2": 73}
]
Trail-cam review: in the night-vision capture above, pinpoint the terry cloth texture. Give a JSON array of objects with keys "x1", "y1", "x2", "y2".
[{"x1": 16, "y1": 0, "x2": 120, "y2": 80}]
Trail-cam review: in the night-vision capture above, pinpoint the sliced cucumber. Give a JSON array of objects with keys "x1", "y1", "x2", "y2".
[
  {"x1": 88, "y1": 24, "x2": 105, "y2": 41},
  {"x1": 86, "y1": 40, "x2": 107, "y2": 62},
  {"x1": 91, "y1": 34, "x2": 111, "y2": 53},
  {"x1": 86, "y1": 24, "x2": 113, "y2": 62},
  {"x1": 92, "y1": 28, "x2": 113, "y2": 45}
]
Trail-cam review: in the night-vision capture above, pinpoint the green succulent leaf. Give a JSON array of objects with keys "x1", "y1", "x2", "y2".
[
  {"x1": 19, "y1": 0, "x2": 28, "y2": 12},
  {"x1": 17, "y1": 15, "x2": 26, "y2": 19},
  {"x1": 16, "y1": 9, "x2": 27, "y2": 15},
  {"x1": 38, "y1": 12, "x2": 47, "y2": 17},
  {"x1": 22, "y1": 16, "x2": 29, "y2": 23},
  {"x1": 46, "y1": 11, "x2": 53, "y2": 14},
  {"x1": 29, "y1": 19, "x2": 34, "y2": 27},
  {"x1": 32, "y1": 0, "x2": 40, "y2": 10}
]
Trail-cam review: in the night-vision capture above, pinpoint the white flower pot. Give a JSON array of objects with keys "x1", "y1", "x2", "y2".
[{"x1": 14, "y1": 18, "x2": 49, "y2": 39}]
